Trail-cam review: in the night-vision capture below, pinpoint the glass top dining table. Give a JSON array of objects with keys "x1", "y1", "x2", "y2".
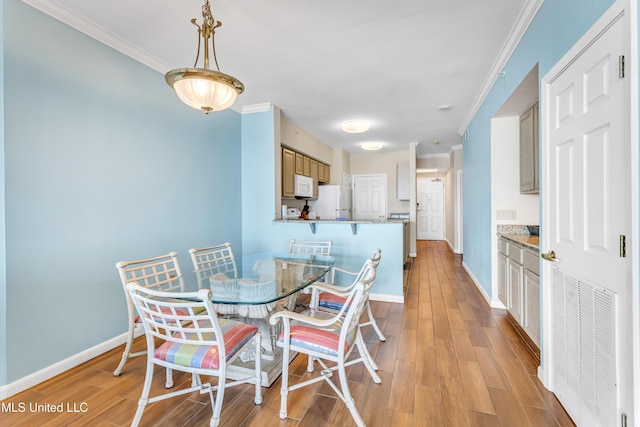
[{"x1": 207, "y1": 252, "x2": 334, "y2": 305}]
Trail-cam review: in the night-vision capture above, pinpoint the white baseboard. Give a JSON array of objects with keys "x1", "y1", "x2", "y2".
[
  {"x1": 0, "y1": 329, "x2": 143, "y2": 400},
  {"x1": 445, "y1": 239, "x2": 462, "y2": 254},
  {"x1": 461, "y1": 261, "x2": 505, "y2": 309},
  {"x1": 370, "y1": 293, "x2": 404, "y2": 304}
]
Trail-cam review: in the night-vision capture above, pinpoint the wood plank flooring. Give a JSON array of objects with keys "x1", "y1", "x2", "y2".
[{"x1": 0, "y1": 240, "x2": 575, "y2": 426}]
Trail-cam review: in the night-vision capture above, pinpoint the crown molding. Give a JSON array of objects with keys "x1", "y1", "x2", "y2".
[
  {"x1": 21, "y1": 0, "x2": 170, "y2": 73},
  {"x1": 240, "y1": 103, "x2": 273, "y2": 114},
  {"x1": 417, "y1": 152, "x2": 451, "y2": 160},
  {"x1": 457, "y1": 0, "x2": 544, "y2": 136},
  {"x1": 450, "y1": 144, "x2": 463, "y2": 151}
]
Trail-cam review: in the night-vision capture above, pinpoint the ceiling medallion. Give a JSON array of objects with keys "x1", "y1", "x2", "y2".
[{"x1": 165, "y1": 0, "x2": 244, "y2": 114}]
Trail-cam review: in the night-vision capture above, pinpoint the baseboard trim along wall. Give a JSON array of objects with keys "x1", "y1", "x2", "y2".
[
  {"x1": 0, "y1": 329, "x2": 143, "y2": 400},
  {"x1": 462, "y1": 261, "x2": 505, "y2": 309},
  {"x1": 370, "y1": 293, "x2": 404, "y2": 304}
]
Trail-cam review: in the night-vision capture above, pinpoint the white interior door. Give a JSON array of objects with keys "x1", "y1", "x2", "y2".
[
  {"x1": 417, "y1": 177, "x2": 445, "y2": 240},
  {"x1": 542, "y1": 10, "x2": 632, "y2": 426},
  {"x1": 353, "y1": 174, "x2": 387, "y2": 220}
]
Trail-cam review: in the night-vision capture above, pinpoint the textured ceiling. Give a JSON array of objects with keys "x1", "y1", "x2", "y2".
[{"x1": 24, "y1": 0, "x2": 530, "y2": 156}]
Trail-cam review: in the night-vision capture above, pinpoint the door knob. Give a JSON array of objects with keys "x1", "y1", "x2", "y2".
[{"x1": 541, "y1": 250, "x2": 560, "y2": 262}]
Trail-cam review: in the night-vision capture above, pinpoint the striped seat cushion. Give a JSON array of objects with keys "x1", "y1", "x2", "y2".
[
  {"x1": 318, "y1": 292, "x2": 349, "y2": 311},
  {"x1": 154, "y1": 319, "x2": 258, "y2": 370},
  {"x1": 277, "y1": 310, "x2": 356, "y2": 357}
]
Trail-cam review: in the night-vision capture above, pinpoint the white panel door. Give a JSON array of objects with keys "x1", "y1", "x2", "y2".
[
  {"x1": 417, "y1": 178, "x2": 444, "y2": 240},
  {"x1": 543, "y1": 12, "x2": 632, "y2": 425},
  {"x1": 353, "y1": 174, "x2": 387, "y2": 220}
]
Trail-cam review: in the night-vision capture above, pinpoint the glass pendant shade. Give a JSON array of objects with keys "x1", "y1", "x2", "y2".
[
  {"x1": 165, "y1": 0, "x2": 243, "y2": 114},
  {"x1": 165, "y1": 68, "x2": 244, "y2": 114}
]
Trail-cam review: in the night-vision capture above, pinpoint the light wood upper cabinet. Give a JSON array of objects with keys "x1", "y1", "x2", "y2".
[
  {"x1": 295, "y1": 152, "x2": 304, "y2": 175},
  {"x1": 520, "y1": 102, "x2": 539, "y2": 194},
  {"x1": 282, "y1": 148, "x2": 295, "y2": 198},
  {"x1": 281, "y1": 146, "x2": 330, "y2": 196},
  {"x1": 303, "y1": 156, "x2": 311, "y2": 177},
  {"x1": 310, "y1": 159, "x2": 319, "y2": 198}
]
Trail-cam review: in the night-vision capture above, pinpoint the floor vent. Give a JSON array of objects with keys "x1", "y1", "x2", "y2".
[{"x1": 552, "y1": 268, "x2": 617, "y2": 426}]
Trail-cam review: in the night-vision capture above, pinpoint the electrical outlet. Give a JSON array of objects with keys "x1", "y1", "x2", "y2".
[{"x1": 496, "y1": 210, "x2": 517, "y2": 220}]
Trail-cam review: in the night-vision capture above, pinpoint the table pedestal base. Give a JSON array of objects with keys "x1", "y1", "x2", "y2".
[{"x1": 227, "y1": 348, "x2": 297, "y2": 387}]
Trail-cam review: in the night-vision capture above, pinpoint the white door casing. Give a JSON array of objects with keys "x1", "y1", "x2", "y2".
[
  {"x1": 541, "y1": 6, "x2": 633, "y2": 426},
  {"x1": 417, "y1": 178, "x2": 445, "y2": 240},
  {"x1": 352, "y1": 174, "x2": 387, "y2": 220}
]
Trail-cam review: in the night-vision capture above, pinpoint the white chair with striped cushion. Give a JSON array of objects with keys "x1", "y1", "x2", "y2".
[
  {"x1": 126, "y1": 283, "x2": 262, "y2": 427},
  {"x1": 114, "y1": 252, "x2": 186, "y2": 380},
  {"x1": 269, "y1": 259, "x2": 380, "y2": 427},
  {"x1": 315, "y1": 249, "x2": 386, "y2": 342}
]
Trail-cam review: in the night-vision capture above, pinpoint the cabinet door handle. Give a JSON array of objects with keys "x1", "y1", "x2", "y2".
[{"x1": 541, "y1": 250, "x2": 560, "y2": 262}]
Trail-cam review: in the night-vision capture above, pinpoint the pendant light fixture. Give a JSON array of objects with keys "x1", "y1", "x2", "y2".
[{"x1": 165, "y1": 0, "x2": 244, "y2": 114}]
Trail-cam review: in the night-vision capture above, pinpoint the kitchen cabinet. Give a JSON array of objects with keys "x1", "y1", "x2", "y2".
[
  {"x1": 520, "y1": 102, "x2": 539, "y2": 194},
  {"x1": 523, "y1": 251, "x2": 540, "y2": 345},
  {"x1": 303, "y1": 156, "x2": 311, "y2": 177},
  {"x1": 318, "y1": 162, "x2": 330, "y2": 183},
  {"x1": 281, "y1": 146, "x2": 330, "y2": 194},
  {"x1": 310, "y1": 159, "x2": 319, "y2": 198},
  {"x1": 282, "y1": 148, "x2": 296, "y2": 198},
  {"x1": 295, "y1": 152, "x2": 304, "y2": 175},
  {"x1": 497, "y1": 236, "x2": 540, "y2": 348}
]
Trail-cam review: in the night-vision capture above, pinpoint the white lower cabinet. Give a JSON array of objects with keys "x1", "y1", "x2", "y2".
[
  {"x1": 508, "y1": 259, "x2": 523, "y2": 324},
  {"x1": 498, "y1": 252, "x2": 508, "y2": 306},
  {"x1": 497, "y1": 237, "x2": 540, "y2": 348},
  {"x1": 523, "y1": 269, "x2": 540, "y2": 346}
]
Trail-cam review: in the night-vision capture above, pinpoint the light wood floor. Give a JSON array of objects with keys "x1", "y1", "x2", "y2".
[{"x1": 0, "y1": 240, "x2": 575, "y2": 426}]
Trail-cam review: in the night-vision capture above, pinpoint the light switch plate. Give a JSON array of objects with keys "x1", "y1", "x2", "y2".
[{"x1": 496, "y1": 210, "x2": 517, "y2": 220}]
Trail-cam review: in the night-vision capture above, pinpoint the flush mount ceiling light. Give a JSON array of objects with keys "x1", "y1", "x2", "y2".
[
  {"x1": 342, "y1": 119, "x2": 371, "y2": 133},
  {"x1": 361, "y1": 142, "x2": 383, "y2": 151},
  {"x1": 165, "y1": 0, "x2": 244, "y2": 114}
]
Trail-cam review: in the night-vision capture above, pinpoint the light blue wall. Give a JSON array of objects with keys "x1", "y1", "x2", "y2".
[
  {"x1": 2, "y1": 0, "x2": 243, "y2": 384},
  {"x1": 239, "y1": 109, "x2": 404, "y2": 297},
  {"x1": 241, "y1": 107, "x2": 277, "y2": 254},
  {"x1": 0, "y1": 0, "x2": 7, "y2": 388},
  {"x1": 463, "y1": 0, "x2": 615, "y2": 295}
]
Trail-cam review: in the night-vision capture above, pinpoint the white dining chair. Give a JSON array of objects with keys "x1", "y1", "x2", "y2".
[
  {"x1": 126, "y1": 283, "x2": 262, "y2": 427},
  {"x1": 288, "y1": 239, "x2": 332, "y2": 256},
  {"x1": 269, "y1": 259, "x2": 380, "y2": 427},
  {"x1": 114, "y1": 251, "x2": 186, "y2": 381},
  {"x1": 189, "y1": 242, "x2": 237, "y2": 289},
  {"x1": 315, "y1": 248, "x2": 386, "y2": 342}
]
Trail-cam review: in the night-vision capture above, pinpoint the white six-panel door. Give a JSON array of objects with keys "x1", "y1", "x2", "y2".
[
  {"x1": 542, "y1": 8, "x2": 632, "y2": 425},
  {"x1": 353, "y1": 174, "x2": 387, "y2": 220},
  {"x1": 417, "y1": 177, "x2": 445, "y2": 240}
]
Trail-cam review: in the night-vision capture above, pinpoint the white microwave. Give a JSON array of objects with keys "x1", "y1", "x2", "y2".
[{"x1": 294, "y1": 174, "x2": 313, "y2": 198}]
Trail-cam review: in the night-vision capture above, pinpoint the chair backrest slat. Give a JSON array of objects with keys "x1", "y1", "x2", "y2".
[
  {"x1": 116, "y1": 252, "x2": 185, "y2": 293},
  {"x1": 288, "y1": 239, "x2": 332, "y2": 256},
  {"x1": 189, "y1": 243, "x2": 237, "y2": 289},
  {"x1": 127, "y1": 284, "x2": 226, "y2": 353}
]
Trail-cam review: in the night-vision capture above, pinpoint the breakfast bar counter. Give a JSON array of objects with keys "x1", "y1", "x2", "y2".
[{"x1": 274, "y1": 218, "x2": 405, "y2": 235}]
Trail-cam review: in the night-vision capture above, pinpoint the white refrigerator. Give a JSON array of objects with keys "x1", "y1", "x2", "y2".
[{"x1": 312, "y1": 185, "x2": 351, "y2": 220}]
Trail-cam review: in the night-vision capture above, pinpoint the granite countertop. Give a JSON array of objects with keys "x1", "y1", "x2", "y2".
[
  {"x1": 500, "y1": 233, "x2": 539, "y2": 250},
  {"x1": 497, "y1": 224, "x2": 540, "y2": 251},
  {"x1": 275, "y1": 218, "x2": 405, "y2": 224}
]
